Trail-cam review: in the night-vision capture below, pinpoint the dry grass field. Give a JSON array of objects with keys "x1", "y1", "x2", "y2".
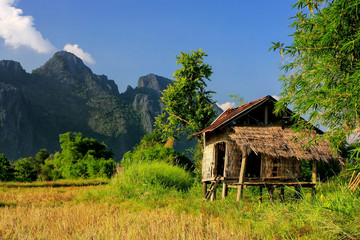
[
  {"x1": 0, "y1": 185, "x2": 250, "y2": 239},
  {"x1": 0, "y1": 179, "x2": 359, "y2": 240}
]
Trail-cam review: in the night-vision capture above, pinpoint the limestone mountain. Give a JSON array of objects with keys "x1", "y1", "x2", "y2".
[{"x1": 0, "y1": 51, "x2": 172, "y2": 160}]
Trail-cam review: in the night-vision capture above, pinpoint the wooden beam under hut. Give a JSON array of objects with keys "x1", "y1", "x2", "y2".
[
  {"x1": 229, "y1": 181, "x2": 315, "y2": 202},
  {"x1": 237, "y1": 154, "x2": 248, "y2": 201}
]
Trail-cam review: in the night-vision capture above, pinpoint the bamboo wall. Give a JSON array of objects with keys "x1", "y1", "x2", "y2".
[
  {"x1": 261, "y1": 154, "x2": 301, "y2": 178},
  {"x1": 203, "y1": 129, "x2": 302, "y2": 182}
]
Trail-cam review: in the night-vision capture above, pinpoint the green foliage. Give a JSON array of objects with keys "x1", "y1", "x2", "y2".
[
  {"x1": 188, "y1": 143, "x2": 203, "y2": 180},
  {"x1": 122, "y1": 133, "x2": 193, "y2": 171},
  {"x1": 227, "y1": 93, "x2": 245, "y2": 106},
  {"x1": 302, "y1": 160, "x2": 342, "y2": 182},
  {"x1": 14, "y1": 157, "x2": 39, "y2": 182},
  {"x1": 155, "y1": 49, "x2": 216, "y2": 141},
  {"x1": 39, "y1": 156, "x2": 60, "y2": 181},
  {"x1": 0, "y1": 154, "x2": 13, "y2": 181},
  {"x1": 0, "y1": 133, "x2": 115, "y2": 182},
  {"x1": 270, "y1": 0, "x2": 360, "y2": 152},
  {"x1": 53, "y1": 132, "x2": 116, "y2": 179},
  {"x1": 35, "y1": 149, "x2": 50, "y2": 165},
  {"x1": 121, "y1": 162, "x2": 194, "y2": 191}
]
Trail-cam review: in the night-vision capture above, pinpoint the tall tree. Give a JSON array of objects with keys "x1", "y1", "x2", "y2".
[
  {"x1": 270, "y1": 0, "x2": 360, "y2": 151},
  {"x1": 155, "y1": 49, "x2": 216, "y2": 142},
  {"x1": 0, "y1": 154, "x2": 12, "y2": 181}
]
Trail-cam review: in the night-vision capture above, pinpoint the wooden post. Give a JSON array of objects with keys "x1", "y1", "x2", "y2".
[
  {"x1": 295, "y1": 185, "x2": 302, "y2": 199},
  {"x1": 312, "y1": 160, "x2": 317, "y2": 184},
  {"x1": 259, "y1": 186, "x2": 263, "y2": 203},
  {"x1": 267, "y1": 186, "x2": 274, "y2": 202},
  {"x1": 280, "y1": 186, "x2": 285, "y2": 202},
  {"x1": 222, "y1": 182, "x2": 228, "y2": 200},
  {"x1": 311, "y1": 186, "x2": 316, "y2": 197},
  {"x1": 237, "y1": 154, "x2": 248, "y2": 201},
  {"x1": 312, "y1": 160, "x2": 317, "y2": 197},
  {"x1": 211, "y1": 186, "x2": 217, "y2": 201},
  {"x1": 202, "y1": 182, "x2": 207, "y2": 199}
]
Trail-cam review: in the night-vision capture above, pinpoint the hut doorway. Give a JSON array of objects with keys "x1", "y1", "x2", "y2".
[
  {"x1": 215, "y1": 142, "x2": 226, "y2": 177},
  {"x1": 246, "y1": 151, "x2": 261, "y2": 178}
]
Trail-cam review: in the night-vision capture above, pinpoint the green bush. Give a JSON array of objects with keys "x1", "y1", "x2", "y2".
[
  {"x1": 14, "y1": 157, "x2": 39, "y2": 182},
  {"x1": 0, "y1": 154, "x2": 13, "y2": 181},
  {"x1": 116, "y1": 162, "x2": 195, "y2": 193},
  {"x1": 122, "y1": 142, "x2": 193, "y2": 171},
  {"x1": 53, "y1": 132, "x2": 116, "y2": 179}
]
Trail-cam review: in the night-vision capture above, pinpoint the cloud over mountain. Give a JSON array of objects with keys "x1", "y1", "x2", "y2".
[
  {"x1": 0, "y1": 0, "x2": 55, "y2": 53},
  {"x1": 63, "y1": 44, "x2": 95, "y2": 65}
]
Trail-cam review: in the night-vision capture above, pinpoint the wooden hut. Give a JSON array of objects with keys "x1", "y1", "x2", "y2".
[{"x1": 197, "y1": 96, "x2": 341, "y2": 201}]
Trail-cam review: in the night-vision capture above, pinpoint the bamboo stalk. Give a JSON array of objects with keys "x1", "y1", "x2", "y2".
[
  {"x1": 349, "y1": 172, "x2": 360, "y2": 189},
  {"x1": 349, "y1": 171, "x2": 356, "y2": 187},
  {"x1": 351, "y1": 176, "x2": 360, "y2": 194}
]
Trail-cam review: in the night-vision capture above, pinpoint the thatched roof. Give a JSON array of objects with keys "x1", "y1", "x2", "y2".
[{"x1": 229, "y1": 125, "x2": 341, "y2": 162}]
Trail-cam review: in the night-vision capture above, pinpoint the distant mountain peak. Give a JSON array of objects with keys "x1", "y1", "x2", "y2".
[
  {"x1": 137, "y1": 73, "x2": 172, "y2": 92},
  {"x1": 0, "y1": 60, "x2": 27, "y2": 85},
  {"x1": 33, "y1": 51, "x2": 92, "y2": 76},
  {"x1": 0, "y1": 60, "x2": 26, "y2": 74}
]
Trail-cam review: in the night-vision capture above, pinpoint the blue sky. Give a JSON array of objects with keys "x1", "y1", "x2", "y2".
[{"x1": 0, "y1": 0, "x2": 297, "y2": 106}]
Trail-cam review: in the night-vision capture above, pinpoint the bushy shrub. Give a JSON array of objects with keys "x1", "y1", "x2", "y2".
[
  {"x1": 0, "y1": 154, "x2": 13, "y2": 181},
  {"x1": 53, "y1": 132, "x2": 116, "y2": 179},
  {"x1": 14, "y1": 157, "x2": 39, "y2": 182},
  {"x1": 117, "y1": 162, "x2": 195, "y2": 192},
  {"x1": 122, "y1": 142, "x2": 193, "y2": 171}
]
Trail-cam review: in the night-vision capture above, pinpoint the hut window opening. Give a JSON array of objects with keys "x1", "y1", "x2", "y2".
[
  {"x1": 246, "y1": 151, "x2": 261, "y2": 178},
  {"x1": 215, "y1": 142, "x2": 226, "y2": 177}
]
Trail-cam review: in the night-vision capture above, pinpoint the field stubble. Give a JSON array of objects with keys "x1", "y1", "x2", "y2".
[
  {"x1": 0, "y1": 185, "x2": 247, "y2": 239},
  {"x1": 0, "y1": 181, "x2": 359, "y2": 239}
]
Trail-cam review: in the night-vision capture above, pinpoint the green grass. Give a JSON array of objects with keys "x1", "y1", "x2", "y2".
[
  {"x1": 78, "y1": 168, "x2": 360, "y2": 239},
  {"x1": 0, "y1": 169, "x2": 359, "y2": 239},
  {"x1": 0, "y1": 179, "x2": 109, "y2": 188}
]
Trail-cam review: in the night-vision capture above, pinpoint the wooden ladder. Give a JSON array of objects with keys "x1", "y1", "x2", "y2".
[{"x1": 204, "y1": 176, "x2": 221, "y2": 201}]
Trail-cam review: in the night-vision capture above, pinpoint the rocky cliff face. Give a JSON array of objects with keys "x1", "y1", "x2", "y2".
[
  {"x1": 123, "y1": 74, "x2": 171, "y2": 133},
  {"x1": 0, "y1": 52, "x2": 172, "y2": 160}
]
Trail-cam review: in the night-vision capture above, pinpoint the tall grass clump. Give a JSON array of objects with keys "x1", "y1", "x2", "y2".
[
  {"x1": 80, "y1": 161, "x2": 196, "y2": 204},
  {"x1": 120, "y1": 162, "x2": 194, "y2": 191},
  {"x1": 111, "y1": 161, "x2": 195, "y2": 201}
]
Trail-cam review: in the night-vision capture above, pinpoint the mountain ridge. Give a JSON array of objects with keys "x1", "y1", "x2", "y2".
[{"x1": 0, "y1": 51, "x2": 172, "y2": 160}]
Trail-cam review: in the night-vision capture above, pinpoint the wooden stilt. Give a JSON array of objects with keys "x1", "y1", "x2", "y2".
[
  {"x1": 295, "y1": 185, "x2": 302, "y2": 199},
  {"x1": 222, "y1": 182, "x2": 228, "y2": 200},
  {"x1": 311, "y1": 186, "x2": 316, "y2": 197},
  {"x1": 280, "y1": 186, "x2": 285, "y2": 202},
  {"x1": 203, "y1": 176, "x2": 221, "y2": 201},
  {"x1": 203, "y1": 182, "x2": 207, "y2": 199},
  {"x1": 259, "y1": 186, "x2": 263, "y2": 203},
  {"x1": 237, "y1": 154, "x2": 248, "y2": 201},
  {"x1": 267, "y1": 186, "x2": 274, "y2": 202},
  {"x1": 312, "y1": 160, "x2": 317, "y2": 184},
  {"x1": 211, "y1": 185, "x2": 217, "y2": 201}
]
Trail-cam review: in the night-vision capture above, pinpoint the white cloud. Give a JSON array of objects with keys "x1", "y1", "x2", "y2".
[
  {"x1": 217, "y1": 102, "x2": 236, "y2": 111},
  {"x1": 0, "y1": 0, "x2": 55, "y2": 53},
  {"x1": 63, "y1": 44, "x2": 95, "y2": 65}
]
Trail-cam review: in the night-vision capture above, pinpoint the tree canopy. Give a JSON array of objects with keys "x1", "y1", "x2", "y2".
[
  {"x1": 271, "y1": 0, "x2": 360, "y2": 151},
  {"x1": 155, "y1": 49, "x2": 216, "y2": 142},
  {"x1": 0, "y1": 154, "x2": 12, "y2": 181},
  {"x1": 53, "y1": 132, "x2": 116, "y2": 179}
]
